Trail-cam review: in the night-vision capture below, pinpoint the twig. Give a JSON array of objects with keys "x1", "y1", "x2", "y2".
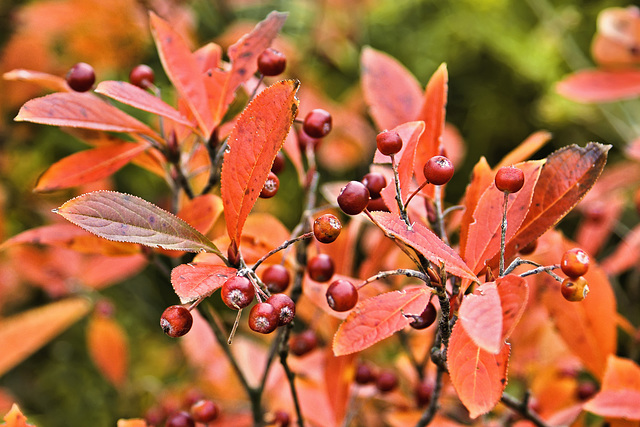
[
  {"x1": 433, "y1": 185, "x2": 449, "y2": 245},
  {"x1": 252, "y1": 232, "x2": 314, "y2": 272},
  {"x1": 501, "y1": 392, "x2": 550, "y2": 427},
  {"x1": 357, "y1": 268, "x2": 430, "y2": 289},
  {"x1": 279, "y1": 326, "x2": 305, "y2": 427},
  {"x1": 390, "y1": 154, "x2": 410, "y2": 226},
  {"x1": 499, "y1": 191, "x2": 509, "y2": 276}
]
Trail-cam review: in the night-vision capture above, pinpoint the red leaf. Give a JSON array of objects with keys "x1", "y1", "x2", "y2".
[
  {"x1": 495, "y1": 131, "x2": 552, "y2": 170},
  {"x1": 361, "y1": 47, "x2": 422, "y2": 130},
  {"x1": 221, "y1": 80, "x2": 299, "y2": 247},
  {"x1": 459, "y1": 157, "x2": 493, "y2": 261},
  {"x1": 95, "y1": 81, "x2": 194, "y2": 128},
  {"x1": 176, "y1": 194, "x2": 223, "y2": 236},
  {"x1": 333, "y1": 287, "x2": 431, "y2": 356},
  {"x1": 584, "y1": 356, "x2": 640, "y2": 420},
  {"x1": 370, "y1": 211, "x2": 477, "y2": 282},
  {"x1": 601, "y1": 223, "x2": 640, "y2": 275},
  {"x1": 15, "y1": 92, "x2": 157, "y2": 136},
  {"x1": 459, "y1": 282, "x2": 502, "y2": 354},
  {"x1": 557, "y1": 69, "x2": 640, "y2": 103},
  {"x1": 171, "y1": 263, "x2": 237, "y2": 303},
  {"x1": 496, "y1": 275, "x2": 529, "y2": 341},
  {"x1": 447, "y1": 321, "x2": 510, "y2": 419},
  {"x1": 35, "y1": 142, "x2": 149, "y2": 192},
  {"x1": 86, "y1": 313, "x2": 128, "y2": 387},
  {"x1": 323, "y1": 352, "x2": 356, "y2": 425},
  {"x1": 3, "y1": 68, "x2": 68, "y2": 92}
]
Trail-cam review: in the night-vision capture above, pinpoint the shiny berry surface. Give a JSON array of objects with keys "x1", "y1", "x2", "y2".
[
  {"x1": 326, "y1": 279, "x2": 358, "y2": 312},
  {"x1": 290, "y1": 330, "x2": 318, "y2": 356},
  {"x1": 221, "y1": 276, "x2": 255, "y2": 309},
  {"x1": 66, "y1": 62, "x2": 95, "y2": 92},
  {"x1": 261, "y1": 264, "x2": 290, "y2": 293},
  {"x1": 561, "y1": 248, "x2": 590, "y2": 279},
  {"x1": 561, "y1": 276, "x2": 589, "y2": 302},
  {"x1": 129, "y1": 64, "x2": 155, "y2": 88},
  {"x1": 495, "y1": 166, "x2": 525, "y2": 193},
  {"x1": 165, "y1": 410, "x2": 195, "y2": 427},
  {"x1": 260, "y1": 172, "x2": 280, "y2": 198},
  {"x1": 362, "y1": 172, "x2": 387, "y2": 198},
  {"x1": 423, "y1": 155, "x2": 454, "y2": 185},
  {"x1": 266, "y1": 294, "x2": 296, "y2": 326},
  {"x1": 160, "y1": 305, "x2": 193, "y2": 338},
  {"x1": 302, "y1": 108, "x2": 332, "y2": 138},
  {"x1": 375, "y1": 370, "x2": 398, "y2": 393},
  {"x1": 409, "y1": 302, "x2": 437, "y2": 330},
  {"x1": 337, "y1": 181, "x2": 370, "y2": 215},
  {"x1": 313, "y1": 214, "x2": 342, "y2": 244},
  {"x1": 307, "y1": 254, "x2": 335, "y2": 283},
  {"x1": 190, "y1": 399, "x2": 219, "y2": 423},
  {"x1": 248, "y1": 302, "x2": 279, "y2": 334},
  {"x1": 376, "y1": 130, "x2": 403, "y2": 156},
  {"x1": 257, "y1": 48, "x2": 287, "y2": 76}
]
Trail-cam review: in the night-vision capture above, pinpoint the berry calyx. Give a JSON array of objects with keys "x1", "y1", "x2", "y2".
[
  {"x1": 361, "y1": 172, "x2": 387, "y2": 199},
  {"x1": 66, "y1": 62, "x2": 95, "y2": 92},
  {"x1": 409, "y1": 302, "x2": 437, "y2": 330},
  {"x1": 495, "y1": 166, "x2": 525, "y2": 193},
  {"x1": 261, "y1": 264, "x2": 290, "y2": 293},
  {"x1": 289, "y1": 330, "x2": 318, "y2": 357},
  {"x1": 376, "y1": 130, "x2": 403, "y2": 156},
  {"x1": 354, "y1": 363, "x2": 376, "y2": 385},
  {"x1": 260, "y1": 172, "x2": 279, "y2": 198},
  {"x1": 271, "y1": 151, "x2": 286, "y2": 175},
  {"x1": 257, "y1": 48, "x2": 287, "y2": 76},
  {"x1": 160, "y1": 305, "x2": 193, "y2": 338},
  {"x1": 561, "y1": 276, "x2": 589, "y2": 302},
  {"x1": 337, "y1": 181, "x2": 370, "y2": 215},
  {"x1": 313, "y1": 214, "x2": 342, "y2": 244},
  {"x1": 190, "y1": 399, "x2": 219, "y2": 423},
  {"x1": 165, "y1": 410, "x2": 195, "y2": 427},
  {"x1": 375, "y1": 370, "x2": 399, "y2": 393},
  {"x1": 266, "y1": 294, "x2": 296, "y2": 326},
  {"x1": 423, "y1": 155, "x2": 454, "y2": 186},
  {"x1": 561, "y1": 248, "x2": 590, "y2": 279},
  {"x1": 307, "y1": 254, "x2": 335, "y2": 283},
  {"x1": 129, "y1": 64, "x2": 155, "y2": 89},
  {"x1": 326, "y1": 279, "x2": 358, "y2": 312},
  {"x1": 248, "y1": 302, "x2": 279, "y2": 334},
  {"x1": 221, "y1": 276, "x2": 255, "y2": 309},
  {"x1": 302, "y1": 109, "x2": 332, "y2": 138}
]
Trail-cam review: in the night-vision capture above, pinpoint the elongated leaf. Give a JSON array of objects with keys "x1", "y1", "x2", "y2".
[
  {"x1": 171, "y1": 263, "x2": 237, "y2": 303},
  {"x1": 361, "y1": 47, "x2": 423, "y2": 130},
  {"x1": 459, "y1": 157, "x2": 493, "y2": 260},
  {"x1": 95, "y1": 81, "x2": 194, "y2": 127},
  {"x1": 601, "y1": 223, "x2": 640, "y2": 275},
  {"x1": 333, "y1": 287, "x2": 431, "y2": 356},
  {"x1": 459, "y1": 282, "x2": 503, "y2": 354},
  {"x1": 557, "y1": 69, "x2": 640, "y2": 103},
  {"x1": 496, "y1": 274, "x2": 528, "y2": 341},
  {"x1": 447, "y1": 322, "x2": 510, "y2": 419},
  {"x1": 35, "y1": 142, "x2": 149, "y2": 192},
  {"x1": 15, "y1": 92, "x2": 157, "y2": 135},
  {"x1": 221, "y1": 80, "x2": 299, "y2": 247},
  {"x1": 495, "y1": 131, "x2": 552, "y2": 170},
  {"x1": 3, "y1": 68, "x2": 69, "y2": 92},
  {"x1": 54, "y1": 191, "x2": 221, "y2": 255},
  {"x1": 584, "y1": 356, "x2": 640, "y2": 420},
  {"x1": 87, "y1": 313, "x2": 128, "y2": 387},
  {"x1": 370, "y1": 211, "x2": 477, "y2": 282}
]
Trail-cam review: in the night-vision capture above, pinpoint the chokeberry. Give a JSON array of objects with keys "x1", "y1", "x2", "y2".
[
  {"x1": 129, "y1": 64, "x2": 155, "y2": 89},
  {"x1": 361, "y1": 172, "x2": 387, "y2": 199},
  {"x1": 160, "y1": 305, "x2": 193, "y2": 338},
  {"x1": 337, "y1": 181, "x2": 370, "y2": 215},
  {"x1": 221, "y1": 276, "x2": 255, "y2": 309},
  {"x1": 257, "y1": 48, "x2": 287, "y2": 76},
  {"x1": 354, "y1": 363, "x2": 376, "y2": 385},
  {"x1": 165, "y1": 410, "x2": 195, "y2": 427},
  {"x1": 261, "y1": 264, "x2": 290, "y2": 293},
  {"x1": 66, "y1": 62, "x2": 95, "y2": 92},
  {"x1": 326, "y1": 279, "x2": 358, "y2": 312},
  {"x1": 266, "y1": 294, "x2": 296, "y2": 326},
  {"x1": 561, "y1": 276, "x2": 589, "y2": 302},
  {"x1": 495, "y1": 166, "x2": 525, "y2": 193},
  {"x1": 375, "y1": 370, "x2": 399, "y2": 393},
  {"x1": 376, "y1": 130, "x2": 403, "y2": 156},
  {"x1": 414, "y1": 382, "x2": 434, "y2": 407},
  {"x1": 290, "y1": 330, "x2": 318, "y2": 357},
  {"x1": 268, "y1": 410, "x2": 291, "y2": 427},
  {"x1": 576, "y1": 381, "x2": 598, "y2": 401},
  {"x1": 409, "y1": 302, "x2": 437, "y2": 330},
  {"x1": 260, "y1": 172, "x2": 279, "y2": 198},
  {"x1": 561, "y1": 248, "x2": 590, "y2": 279},
  {"x1": 248, "y1": 302, "x2": 279, "y2": 334},
  {"x1": 307, "y1": 254, "x2": 335, "y2": 283},
  {"x1": 190, "y1": 399, "x2": 219, "y2": 423},
  {"x1": 271, "y1": 151, "x2": 286, "y2": 175},
  {"x1": 313, "y1": 214, "x2": 342, "y2": 244},
  {"x1": 423, "y1": 155, "x2": 454, "y2": 186},
  {"x1": 302, "y1": 109, "x2": 332, "y2": 138}
]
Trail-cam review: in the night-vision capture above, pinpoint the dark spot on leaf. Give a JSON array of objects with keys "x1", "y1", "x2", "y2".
[{"x1": 237, "y1": 68, "x2": 247, "y2": 76}]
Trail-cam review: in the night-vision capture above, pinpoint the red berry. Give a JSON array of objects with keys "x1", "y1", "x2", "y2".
[
  {"x1": 307, "y1": 254, "x2": 335, "y2": 283},
  {"x1": 561, "y1": 276, "x2": 589, "y2": 302},
  {"x1": 190, "y1": 399, "x2": 219, "y2": 423},
  {"x1": 375, "y1": 370, "x2": 398, "y2": 393},
  {"x1": 518, "y1": 239, "x2": 538, "y2": 255},
  {"x1": 495, "y1": 166, "x2": 525, "y2": 193},
  {"x1": 165, "y1": 411, "x2": 195, "y2": 427},
  {"x1": 561, "y1": 248, "x2": 590, "y2": 279},
  {"x1": 302, "y1": 109, "x2": 332, "y2": 138},
  {"x1": 414, "y1": 382, "x2": 434, "y2": 407},
  {"x1": 257, "y1": 48, "x2": 287, "y2": 76},
  {"x1": 361, "y1": 172, "x2": 387, "y2": 198},
  {"x1": 576, "y1": 381, "x2": 598, "y2": 400},
  {"x1": 129, "y1": 64, "x2": 155, "y2": 89},
  {"x1": 337, "y1": 181, "x2": 370, "y2": 215},
  {"x1": 367, "y1": 196, "x2": 390, "y2": 212},
  {"x1": 326, "y1": 279, "x2": 358, "y2": 312},
  {"x1": 271, "y1": 151, "x2": 286, "y2": 175},
  {"x1": 423, "y1": 155, "x2": 454, "y2": 186},
  {"x1": 261, "y1": 264, "x2": 290, "y2": 293},
  {"x1": 66, "y1": 62, "x2": 95, "y2": 92},
  {"x1": 354, "y1": 364, "x2": 376, "y2": 385},
  {"x1": 248, "y1": 302, "x2": 279, "y2": 334},
  {"x1": 266, "y1": 294, "x2": 296, "y2": 326},
  {"x1": 160, "y1": 305, "x2": 193, "y2": 338},
  {"x1": 260, "y1": 172, "x2": 279, "y2": 198},
  {"x1": 268, "y1": 410, "x2": 290, "y2": 427},
  {"x1": 289, "y1": 330, "x2": 318, "y2": 357},
  {"x1": 409, "y1": 302, "x2": 437, "y2": 330},
  {"x1": 313, "y1": 214, "x2": 342, "y2": 244},
  {"x1": 221, "y1": 276, "x2": 255, "y2": 309},
  {"x1": 376, "y1": 130, "x2": 403, "y2": 156}
]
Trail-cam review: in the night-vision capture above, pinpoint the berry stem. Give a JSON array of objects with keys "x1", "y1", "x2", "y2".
[
  {"x1": 278, "y1": 327, "x2": 305, "y2": 427},
  {"x1": 227, "y1": 308, "x2": 243, "y2": 344},
  {"x1": 404, "y1": 179, "x2": 429, "y2": 209},
  {"x1": 251, "y1": 231, "x2": 314, "y2": 272},
  {"x1": 248, "y1": 74, "x2": 265, "y2": 103},
  {"x1": 200, "y1": 131, "x2": 226, "y2": 196},
  {"x1": 390, "y1": 154, "x2": 410, "y2": 226},
  {"x1": 415, "y1": 362, "x2": 446, "y2": 427},
  {"x1": 501, "y1": 391, "x2": 550, "y2": 427},
  {"x1": 357, "y1": 269, "x2": 430, "y2": 290},
  {"x1": 433, "y1": 185, "x2": 449, "y2": 245},
  {"x1": 504, "y1": 258, "x2": 563, "y2": 281},
  {"x1": 499, "y1": 191, "x2": 509, "y2": 276}
]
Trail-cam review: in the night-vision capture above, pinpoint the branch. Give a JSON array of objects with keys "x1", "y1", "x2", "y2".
[{"x1": 501, "y1": 392, "x2": 550, "y2": 427}]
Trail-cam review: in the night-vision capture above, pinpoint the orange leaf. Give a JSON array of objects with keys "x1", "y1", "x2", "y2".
[
  {"x1": 87, "y1": 313, "x2": 128, "y2": 387},
  {"x1": 0, "y1": 298, "x2": 91, "y2": 376},
  {"x1": 361, "y1": 47, "x2": 422, "y2": 131},
  {"x1": 584, "y1": 356, "x2": 640, "y2": 420},
  {"x1": 557, "y1": 69, "x2": 640, "y2": 103},
  {"x1": 495, "y1": 131, "x2": 552, "y2": 170},
  {"x1": 447, "y1": 321, "x2": 510, "y2": 419},
  {"x1": 176, "y1": 194, "x2": 223, "y2": 236},
  {"x1": 221, "y1": 80, "x2": 299, "y2": 247},
  {"x1": 496, "y1": 274, "x2": 529, "y2": 341},
  {"x1": 116, "y1": 420, "x2": 148, "y2": 427},
  {"x1": 323, "y1": 351, "x2": 356, "y2": 425},
  {"x1": 459, "y1": 157, "x2": 493, "y2": 261},
  {"x1": 601, "y1": 223, "x2": 640, "y2": 275},
  {"x1": 2, "y1": 404, "x2": 33, "y2": 427},
  {"x1": 171, "y1": 263, "x2": 237, "y2": 303},
  {"x1": 35, "y1": 142, "x2": 149, "y2": 192},
  {"x1": 3, "y1": 69, "x2": 68, "y2": 92},
  {"x1": 459, "y1": 282, "x2": 503, "y2": 354},
  {"x1": 333, "y1": 287, "x2": 431, "y2": 356}
]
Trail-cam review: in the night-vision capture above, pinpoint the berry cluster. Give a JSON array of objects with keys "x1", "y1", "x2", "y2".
[{"x1": 560, "y1": 248, "x2": 590, "y2": 302}]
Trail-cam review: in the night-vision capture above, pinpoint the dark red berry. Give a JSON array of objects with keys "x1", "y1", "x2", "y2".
[
  {"x1": 361, "y1": 172, "x2": 387, "y2": 199},
  {"x1": 165, "y1": 410, "x2": 195, "y2": 427},
  {"x1": 268, "y1": 410, "x2": 291, "y2": 427},
  {"x1": 414, "y1": 382, "x2": 434, "y2": 407},
  {"x1": 367, "y1": 196, "x2": 390, "y2": 212},
  {"x1": 337, "y1": 181, "x2": 370, "y2": 215},
  {"x1": 257, "y1": 48, "x2": 287, "y2": 76},
  {"x1": 313, "y1": 214, "x2": 342, "y2": 244},
  {"x1": 303, "y1": 109, "x2": 332, "y2": 138},
  {"x1": 576, "y1": 381, "x2": 598, "y2": 401},
  {"x1": 260, "y1": 172, "x2": 279, "y2": 198},
  {"x1": 409, "y1": 302, "x2": 437, "y2": 330},
  {"x1": 290, "y1": 330, "x2": 318, "y2": 357},
  {"x1": 375, "y1": 370, "x2": 398, "y2": 393},
  {"x1": 376, "y1": 130, "x2": 403, "y2": 156},
  {"x1": 307, "y1": 254, "x2": 335, "y2": 283},
  {"x1": 160, "y1": 305, "x2": 193, "y2": 338},
  {"x1": 271, "y1": 151, "x2": 286, "y2": 175},
  {"x1": 261, "y1": 264, "x2": 290, "y2": 293},
  {"x1": 248, "y1": 302, "x2": 279, "y2": 334},
  {"x1": 266, "y1": 294, "x2": 296, "y2": 326},
  {"x1": 354, "y1": 364, "x2": 376, "y2": 385},
  {"x1": 297, "y1": 129, "x2": 322, "y2": 153},
  {"x1": 221, "y1": 276, "x2": 255, "y2": 309},
  {"x1": 561, "y1": 248, "x2": 590, "y2": 279},
  {"x1": 561, "y1": 276, "x2": 589, "y2": 302},
  {"x1": 190, "y1": 399, "x2": 219, "y2": 423},
  {"x1": 495, "y1": 166, "x2": 525, "y2": 193},
  {"x1": 326, "y1": 279, "x2": 358, "y2": 312},
  {"x1": 518, "y1": 239, "x2": 538, "y2": 255},
  {"x1": 66, "y1": 62, "x2": 95, "y2": 92},
  {"x1": 423, "y1": 155, "x2": 454, "y2": 186},
  {"x1": 129, "y1": 64, "x2": 155, "y2": 89}
]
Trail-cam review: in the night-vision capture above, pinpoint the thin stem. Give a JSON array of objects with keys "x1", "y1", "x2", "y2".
[
  {"x1": 252, "y1": 232, "x2": 314, "y2": 272},
  {"x1": 501, "y1": 392, "x2": 550, "y2": 427},
  {"x1": 505, "y1": 258, "x2": 563, "y2": 281},
  {"x1": 357, "y1": 268, "x2": 430, "y2": 290},
  {"x1": 249, "y1": 75, "x2": 265, "y2": 102},
  {"x1": 441, "y1": 205, "x2": 464, "y2": 218},
  {"x1": 390, "y1": 154, "x2": 410, "y2": 226},
  {"x1": 415, "y1": 363, "x2": 445, "y2": 427},
  {"x1": 278, "y1": 326, "x2": 305, "y2": 427},
  {"x1": 404, "y1": 180, "x2": 429, "y2": 208},
  {"x1": 173, "y1": 162, "x2": 195, "y2": 199},
  {"x1": 433, "y1": 185, "x2": 449, "y2": 245},
  {"x1": 499, "y1": 191, "x2": 509, "y2": 276}
]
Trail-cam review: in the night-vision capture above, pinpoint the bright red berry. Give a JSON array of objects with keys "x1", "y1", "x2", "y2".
[
  {"x1": 409, "y1": 302, "x2": 437, "y2": 330},
  {"x1": 302, "y1": 109, "x2": 332, "y2": 138},
  {"x1": 260, "y1": 172, "x2": 279, "y2": 198},
  {"x1": 376, "y1": 130, "x2": 403, "y2": 156},
  {"x1": 221, "y1": 276, "x2": 255, "y2": 309},
  {"x1": 261, "y1": 264, "x2": 290, "y2": 293},
  {"x1": 561, "y1": 248, "x2": 590, "y2": 279},
  {"x1": 129, "y1": 64, "x2": 155, "y2": 89},
  {"x1": 307, "y1": 254, "x2": 335, "y2": 283},
  {"x1": 165, "y1": 410, "x2": 195, "y2": 427},
  {"x1": 190, "y1": 399, "x2": 219, "y2": 423},
  {"x1": 561, "y1": 276, "x2": 589, "y2": 302},
  {"x1": 354, "y1": 363, "x2": 376, "y2": 385},
  {"x1": 337, "y1": 181, "x2": 370, "y2": 215},
  {"x1": 257, "y1": 48, "x2": 287, "y2": 76},
  {"x1": 66, "y1": 62, "x2": 95, "y2": 92},
  {"x1": 160, "y1": 305, "x2": 193, "y2": 338},
  {"x1": 266, "y1": 294, "x2": 296, "y2": 326},
  {"x1": 326, "y1": 279, "x2": 358, "y2": 312},
  {"x1": 375, "y1": 370, "x2": 398, "y2": 393},
  {"x1": 495, "y1": 166, "x2": 525, "y2": 193},
  {"x1": 289, "y1": 330, "x2": 318, "y2": 357},
  {"x1": 248, "y1": 302, "x2": 279, "y2": 334},
  {"x1": 271, "y1": 151, "x2": 286, "y2": 175},
  {"x1": 423, "y1": 155, "x2": 454, "y2": 186},
  {"x1": 361, "y1": 172, "x2": 387, "y2": 199},
  {"x1": 313, "y1": 214, "x2": 342, "y2": 244}
]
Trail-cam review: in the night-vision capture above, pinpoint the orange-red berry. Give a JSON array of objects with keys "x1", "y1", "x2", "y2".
[
  {"x1": 423, "y1": 155, "x2": 454, "y2": 185},
  {"x1": 261, "y1": 264, "x2": 290, "y2": 293},
  {"x1": 313, "y1": 214, "x2": 342, "y2": 244},
  {"x1": 495, "y1": 166, "x2": 525, "y2": 193},
  {"x1": 160, "y1": 305, "x2": 193, "y2": 338},
  {"x1": 561, "y1": 248, "x2": 590, "y2": 279},
  {"x1": 376, "y1": 130, "x2": 403, "y2": 156},
  {"x1": 190, "y1": 399, "x2": 219, "y2": 423},
  {"x1": 260, "y1": 172, "x2": 279, "y2": 198},
  {"x1": 307, "y1": 254, "x2": 335, "y2": 283},
  {"x1": 129, "y1": 64, "x2": 155, "y2": 89},
  {"x1": 561, "y1": 276, "x2": 589, "y2": 302}
]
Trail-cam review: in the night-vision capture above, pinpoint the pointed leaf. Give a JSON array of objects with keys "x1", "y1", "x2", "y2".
[
  {"x1": 370, "y1": 211, "x2": 477, "y2": 282},
  {"x1": 221, "y1": 80, "x2": 299, "y2": 247},
  {"x1": 459, "y1": 282, "x2": 503, "y2": 354},
  {"x1": 3, "y1": 68, "x2": 68, "y2": 92},
  {"x1": 584, "y1": 356, "x2": 640, "y2": 420},
  {"x1": 171, "y1": 263, "x2": 237, "y2": 303},
  {"x1": 333, "y1": 287, "x2": 431, "y2": 356},
  {"x1": 496, "y1": 274, "x2": 529, "y2": 341},
  {"x1": 601, "y1": 223, "x2": 640, "y2": 275},
  {"x1": 87, "y1": 313, "x2": 128, "y2": 387},
  {"x1": 2, "y1": 404, "x2": 33, "y2": 427},
  {"x1": 495, "y1": 130, "x2": 552, "y2": 170},
  {"x1": 459, "y1": 157, "x2": 493, "y2": 260},
  {"x1": 35, "y1": 142, "x2": 149, "y2": 192},
  {"x1": 54, "y1": 191, "x2": 221, "y2": 254},
  {"x1": 557, "y1": 69, "x2": 640, "y2": 103},
  {"x1": 447, "y1": 322, "x2": 510, "y2": 419}
]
